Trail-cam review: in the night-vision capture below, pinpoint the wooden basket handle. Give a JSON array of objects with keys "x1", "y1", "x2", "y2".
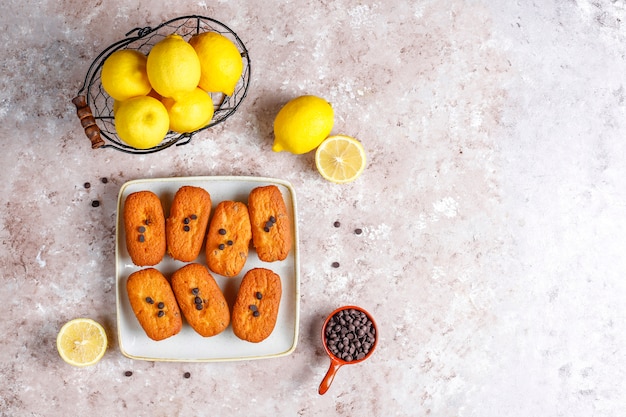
[{"x1": 72, "y1": 95, "x2": 104, "y2": 149}]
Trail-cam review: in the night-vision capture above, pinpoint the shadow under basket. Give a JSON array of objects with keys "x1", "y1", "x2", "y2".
[{"x1": 72, "y1": 15, "x2": 251, "y2": 154}]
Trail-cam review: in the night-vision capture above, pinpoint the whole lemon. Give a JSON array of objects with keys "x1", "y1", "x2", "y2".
[
  {"x1": 189, "y1": 32, "x2": 243, "y2": 96},
  {"x1": 147, "y1": 34, "x2": 201, "y2": 99},
  {"x1": 114, "y1": 96, "x2": 170, "y2": 149},
  {"x1": 272, "y1": 95, "x2": 334, "y2": 154},
  {"x1": 162, "y1": 87, "x2": 215, "y2": 133},
  {"x1": 101, "y1": 50, "x2": 152, "y2": 101}
]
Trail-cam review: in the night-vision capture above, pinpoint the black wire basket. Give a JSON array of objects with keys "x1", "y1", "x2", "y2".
[{"x1": 72, "y1": 15, "x2": 251, "y2": 154}]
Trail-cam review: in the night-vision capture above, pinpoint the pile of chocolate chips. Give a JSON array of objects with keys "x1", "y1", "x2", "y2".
[{"x1": 324, "y1": 308, "x2": 376, "y2": 362}]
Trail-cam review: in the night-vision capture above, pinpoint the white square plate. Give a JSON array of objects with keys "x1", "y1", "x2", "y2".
[{"x1": 115, "y1": 176, "x2": 300, "y2": 361}]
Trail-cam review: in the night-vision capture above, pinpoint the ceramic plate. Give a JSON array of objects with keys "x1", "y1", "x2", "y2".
[{"x1": 115, "y1": 176, "x2": 300, "y2": 361}]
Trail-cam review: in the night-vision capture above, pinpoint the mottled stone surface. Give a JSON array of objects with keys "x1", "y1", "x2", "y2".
[{"x1": 1, "y1": 0, "x2": 626, "y2": 415}]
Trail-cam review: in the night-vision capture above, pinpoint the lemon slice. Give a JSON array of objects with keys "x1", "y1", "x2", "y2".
[
  {"x1": 315, "y1": 135, "x2": 366, "y2": 183},
  {"x1": 56, "y1": 318, "x2": 107, "y2": 367}
]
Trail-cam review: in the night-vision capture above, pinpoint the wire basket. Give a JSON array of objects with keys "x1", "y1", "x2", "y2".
[{"x1": 72, "y1": 15, "x2": 251, "y2": 154}]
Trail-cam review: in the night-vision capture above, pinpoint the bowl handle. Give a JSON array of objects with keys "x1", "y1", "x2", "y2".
[
  {"x1": 72, "y1": 95, "x2": 104, "y2": 149},
  {"x1": 318, "y1": 358, "x2": 343, "y2": 395}
]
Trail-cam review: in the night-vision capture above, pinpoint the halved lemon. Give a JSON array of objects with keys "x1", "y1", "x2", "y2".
[
  {"x1": 56, "y1": 318, "x2": 107, "y2": 367},
  {"x1": 315, "y1": 135, "x2": 366, "y2": 183}
]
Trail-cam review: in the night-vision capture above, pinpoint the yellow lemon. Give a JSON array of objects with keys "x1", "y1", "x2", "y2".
[
  {"x1": 101, "y1": 50, "x2": 152, "y2": 101},
  {"x1": 147, "y1": 34, "x2": 201, "y2": 99},
  {"x1": 161, "y1": 87, "x2": 215, "y2": 133},
  {"x1": 113, "y1": 89, "x2": 161, "y2": 116},
  {"x1": 272, "y1": 95, "x2": 334, "y2": 154},
  {"x1": 56, "y1": 318, "x2": 107, "y2": 367},
  {"x1": 315, "y1": 135, "x2": 367, "y2": 183},
  {"x1": 114, "y1": 96, "x2": 170, "y2": 149},
  {"x1": 189, "y1": 32, "x2": 243, "y2": 96}
]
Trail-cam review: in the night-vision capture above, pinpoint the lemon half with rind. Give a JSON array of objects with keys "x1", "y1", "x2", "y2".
[
  {"x1": 56, "y1": 318, "x2": 107, "y2": 367},
  {"x1": 315, "y1": 135, "x2": 367, "y2": 183}
]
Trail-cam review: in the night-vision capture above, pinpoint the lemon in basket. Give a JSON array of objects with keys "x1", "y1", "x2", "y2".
[
  {"x1": 56, "y1": 318, "x2": 107, "y2": 367},
  {"x1": 114, "y1": 95, "x2": 170, "y2": 149},
  {"x1": 162, "y1": 87, "x2": 215, "y2": 133},
  {"x1": 147, "y1": 34, "x2": 201, "y2": 99},
  {"x1": 189, "y1": 32, "x2": 243, "y2": 96},
  {"x1": 101, "y1": 50, "x2": 152, "y2": 101},
  {"x1": 272, "y1": 95, "x2": 334, "y2": 154}
]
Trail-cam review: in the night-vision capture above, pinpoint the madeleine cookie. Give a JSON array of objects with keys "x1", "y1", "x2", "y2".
[
  {"x1": 232, "y1": 268, "x2": 282, "y2": 343},
  {"x1": 166, "y1": 186, "x2": 212, "y2": 262},
  {"x1": 126, "y1": 268, "x2": 182, "y2": 341},
  {"x1": 170, "y1": 263, "x2": 230, "y2": 337},
  {"x1": 124, "y1": 191, "x2": 166, "y2": 266},
  {"x1": 205, "y1": 201, "x2": 252, "y2": 277},
  {"x1": 248, "y1": 185, "x2": 292, "y2": 262}
]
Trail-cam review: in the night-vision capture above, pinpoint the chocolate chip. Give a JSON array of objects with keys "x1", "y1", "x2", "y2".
[
  {"x1": 195, "y1": 303, "x2": 203, "y2": 310},
  {"x1": 124, "y1": 371, "x2": 133, "y2": 377},
  {"x1": 333, "y1": 221, "x2": 341, "y2": 227},
  {"x1": 324, "y1": 309, "x2": 376, "y2": 362},
  {"x1": 91, "y1": 200, "x2": 100, "y2": 207},
  {"x1": 145, "y1": 297, "x2": 154, "y2": 304},
  {"x1": 227, "y1": 240, "x2": 233, "y2": 246},
  {"x1": 218, "y1": 228, "x2": 226, "y2": 235},
  {"x1": 157, "y1": 311, "x2": 164, "y2": 317},
  {"x1": 269, "y1": 216, "x2": 276, "y2": 223},
  {"x1": 190, "y1": 214, "x2": 197, "y2": 220},
  {"x1": 138, "y1": 226, "x2": 146, "y2": 233},
  {"x1": 84, "y1": 182, "x2": 91, "y2": 189},
  {"x1": 192, "y1": 288, "x2": 199, "y2": 295},
  {"x1": 256, "y1": 292, "x2": 262, "y2": 300},
  {"x1": 138, "y1": 234, "x2": 145, "y2": 243},
  {"x1": 194, "y1": 296, "x2": 202, "y2": 305},
  {"x1": 157, "y1": 302, "x2": 164, "y2": 309},
  {"x1": 355, "y1": 228, "x2": 363, "y2": 235},
  {"x1": 265, "y1": 221, "x2": 274, "y2": 229},
  {"x1": 183, "y1": 372, "x2": 191, "y2": 379},
  {"x1": 253, "y1": 311, "x2": 260, "y2": 317},
  {"x1": 183, "y1": 225, "x2": 190, "y2": 232},
  {"x1": 263, "y1": 226, "x2": 270, "y2": 232},
  {"x1": 101, "y1": 177, "x2": 108, "y2": 184},
  {"x1": 332, "y1": 262, "x2": 340, "y2": 268},
  {"x1": 144, "y1": 219, "x2": 151, "y2": 225},
  {"x1": 218, "y1": 243, "x2": 225, "y2": 250},
  {"x1": 183, "y1": 218, "x2": 190, "y2": 224},
  {"x1": 249, "y1": 304, "x2": 258, "y2": 312}
]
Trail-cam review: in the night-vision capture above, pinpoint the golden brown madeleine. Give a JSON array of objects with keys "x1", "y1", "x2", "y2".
[
  {"x1": 205, "y1": 201, "x2": 252, "y2": 277},
  {"x1": 166, "y1": 186, "x2": 212, "y2": 262},
  {"x1": 232, "y1": 268, "x2": 282, "y2": 343},
  {"x1": 248, "y1": 185, "x2": 292, "y2": 262},
  {"x1": 124, "y1": 191, "x2": 166, "y2": 266},
  {"x1": 170, "y1": 263, "x2": 230, "y2": 337},
  {"x1": 126, "y1": 268, "x2": 182, "y2": 341}
]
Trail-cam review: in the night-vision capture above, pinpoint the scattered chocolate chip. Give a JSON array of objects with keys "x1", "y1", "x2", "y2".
[
  {"x1": 218, "y1": 228, "x2": 227, "y2": 235},
  {"x1": 253, "y1": 311, "x2": 260, "y2": 317},
  {"x1": 124, "y1": 371, "x2": 133, "y2": 377},
  {"x1": 190, "y1": 214, "x2": 197, "y2": 220},
  {"x1": 218, "y1": 244, "x2": 225, "y2": 250},
  {"x1": 84, "y1": 182, "x2": 91, "y2": 189},
  {"x1": 101, "y1": 177, "x2": 108, "y2": 184},
  {"x1": 91, "y1": 200, "x2": 100, "y2": 207},
  {"x1": 138, "y1": 226, "x2": 146, "y2": 233},
  {"x1": 334, "y1": 221, "x2": 341, "y2": 228},
  {"x1": 256, "y1": 292, "x2": 262, "y2": 300},
  {"x1": 183, "y1": 225, "x2": 190, "y2": 232},
  {"x1": 227, "y1": 240, "x2": 233, "y2": 246},
  {"x1": 332, "y1": 262, "x2": 340, "y2": 268},
  {"x1": 355, "y1": 228, "x2": 363, "y2": 235},
  {"x1": 157, "y1": 302, "x2": 164, "y2": 309},
  {"x1": 157, "y1": 310, "x2": 165, "y2": 317},
  {"x1": 145, "y1": 297, "x2": 154, "y2": 304},
  {"x1": 183, "y1": 372, "x2": 191, "y2": 379},
  {"x1": 138, "y1": 234, "x2": 145, "y2": 243},
  {"x1": 192, "y1": 288, "x2": 199, "y2": 295}
]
